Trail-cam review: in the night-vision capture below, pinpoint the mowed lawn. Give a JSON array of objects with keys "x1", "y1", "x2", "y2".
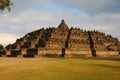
[{"x1": 0, "y1": 57, "x2": 120, "y2": 80}]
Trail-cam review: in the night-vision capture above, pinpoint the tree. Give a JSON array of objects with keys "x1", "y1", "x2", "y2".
[
  {"x1": 0, "y1": 44, "x2": 4, "y2": 51},
  {"x1": 0, "y1": 0, "x2": 13, "y2": 12}
]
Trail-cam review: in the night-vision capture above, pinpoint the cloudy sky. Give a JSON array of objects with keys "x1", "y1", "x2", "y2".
[{"x1": 0, "y1": 0, "x2": 120, "y2": 46}]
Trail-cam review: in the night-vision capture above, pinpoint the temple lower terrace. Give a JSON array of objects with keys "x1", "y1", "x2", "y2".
[{"x1": 0, "y1": 20, "x2": 120, "y2": 57}]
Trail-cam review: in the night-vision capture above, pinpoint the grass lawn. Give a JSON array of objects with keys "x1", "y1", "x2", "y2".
[{"x1": 0, "y1": 57, "x2": 120, "y2": 80}]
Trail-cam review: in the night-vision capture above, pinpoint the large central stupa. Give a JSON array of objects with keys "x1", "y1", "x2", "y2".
[{"x1": 0, "y1": 20, "x2": 120, "y2": 57}]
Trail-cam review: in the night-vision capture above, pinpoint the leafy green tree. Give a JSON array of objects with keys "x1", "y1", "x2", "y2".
[
  {"x1": 0, "y1": 44, "x2": 4, "y2": 51},
  {"x1": 0, "y1": 0, "x2": 13, "y2": 12}
]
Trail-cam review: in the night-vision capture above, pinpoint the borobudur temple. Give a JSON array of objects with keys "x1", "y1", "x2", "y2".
[{"x1": 0, "y1": 20, "x2": 120, "y2": 57}]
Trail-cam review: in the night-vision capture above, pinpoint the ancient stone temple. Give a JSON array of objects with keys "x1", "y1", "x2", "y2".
[{"x1": 0, "y1": 20, "x2": 120, "y2": 57}]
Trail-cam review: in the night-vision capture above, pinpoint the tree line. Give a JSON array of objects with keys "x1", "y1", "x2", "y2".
[
  {"x1": 0, "y1": 44, "x2": 4, "y2": 51},
  {"x1": 0, "y1": 0, "x2": 13, "y2": 12},
  {"x1": 0, "y1": 0, "x2": 12, "y2": 50}
]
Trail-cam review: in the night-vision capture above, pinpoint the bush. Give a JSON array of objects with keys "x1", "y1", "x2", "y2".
[{"x1": 0, "y1": 44, "x2": 4, "y2": 51}]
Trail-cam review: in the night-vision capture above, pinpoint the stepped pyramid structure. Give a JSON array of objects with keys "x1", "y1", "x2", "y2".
[{"x1": 0, "y1": 20, "x2": 120, "y2": 57}]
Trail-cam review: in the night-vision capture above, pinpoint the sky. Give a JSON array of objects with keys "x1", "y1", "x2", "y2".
[{"x1": 0, "y1": 0, "x2": 120, "y2": 46}]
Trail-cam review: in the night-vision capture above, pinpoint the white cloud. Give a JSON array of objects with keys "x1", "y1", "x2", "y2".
[
  {"x1": 1, "y1": 9, "x2": 120, "y2": 39},
  {"x1": 0, "y1": 0, "x2": 120, "y2": 46},
  {"x1": 0, "y1": 33, "x2": 19, "y2": 46},
  {"x1": 53, "y1": 0, "x2": 120, "y2": 16}
]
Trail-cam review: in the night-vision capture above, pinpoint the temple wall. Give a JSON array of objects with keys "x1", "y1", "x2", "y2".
[
  {"x1": 65, "y1": 49, "x2": 119, "y2": 57},
  {"x1": 6, "y1": 50, "x2": 11, "y2": 55},
  {"x1": 0, "y1": 49, "x2": 119, "y2": 58},
  {"x1": 65, "y1": 49, "x2": 92, "y2": 57},
  {"x1": 27, "y1": 48, "x2": 38, "y2": 55},
  {"x1": 21, "y1": 48, "x2": 27, "y2": 55},
  {"x1": 38, "y1": 48, "x2": 61, "y2": 56},
  {"x1": 96, "y1": 51, "x2": 119, "y2": 57},
  {"x1": 11, "y1": 50, "x2": 21, "y2": 55}
]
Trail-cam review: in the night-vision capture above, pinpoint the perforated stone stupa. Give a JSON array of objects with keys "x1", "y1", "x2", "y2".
[{"x1": 0, "y1": 20, "x2": 120, "y2": 57}]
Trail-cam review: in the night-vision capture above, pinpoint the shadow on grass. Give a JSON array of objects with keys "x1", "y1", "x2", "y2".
[
  {"x1": 93, "y1": 63, "x2": 120, "y2": 69},
  {"x1": 71, "y1": 57, "x2": 120, "y2": 62},
  {"x1": 46, "y1": 55, "x2": 120, "y2": 61},
  {"x1": 23, "y1": 55, "x2": 34, "y2": 58},
  {"x1": 41, "y1": 56, "x2": 120, "y2": 62}
]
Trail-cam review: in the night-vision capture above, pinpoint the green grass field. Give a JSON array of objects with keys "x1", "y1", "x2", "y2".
[{"x1": 0, "y1": 57, "x2": 120, "y2": 80}]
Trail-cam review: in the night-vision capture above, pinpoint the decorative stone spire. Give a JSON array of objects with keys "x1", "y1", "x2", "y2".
[
  {"x1": 58, "y1": 19, "x2": 69, "y2": 30},
  {"x1": 61, "y1": 19, "x2": 65, "y2": 23}
]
